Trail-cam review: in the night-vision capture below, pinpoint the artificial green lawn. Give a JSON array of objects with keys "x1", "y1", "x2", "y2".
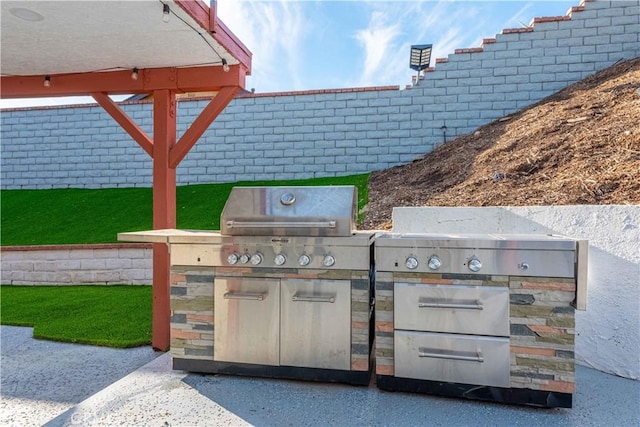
[
  {"x1": 0, "y1": 173, "x2": 369, "y2": 246},
  {"x1": 0, "y1": 174, "x2": 369, "y2": 347},
  {"x1": 0, "y1": 285, "x2": 152, "y2": 348}
]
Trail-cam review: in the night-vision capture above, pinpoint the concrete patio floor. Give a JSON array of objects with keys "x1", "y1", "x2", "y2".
[
  {"x1": 2, "y1": 325, "x2": 639, "y2": 427},
  {"x1": 0, "y1": 326, "x2": 159, "y2": 426}
]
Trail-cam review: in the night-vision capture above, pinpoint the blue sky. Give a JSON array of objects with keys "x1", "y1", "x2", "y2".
[
  {"x1": 218, "y1": 0, "x2": 577, "y2": 92},
  {"x1": 1, "y1": 0, "x2": 577, "y2": 108}
]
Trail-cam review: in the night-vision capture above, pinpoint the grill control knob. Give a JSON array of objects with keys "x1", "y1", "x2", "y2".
[
  {"x1": 227, "y1": 253, "x2": 240, "y2": 265},
  {"x1": 468, "y1": 258, "x2": 482, "y2": 272},
  {"x1": 239, "y1": 253, "x2": 250, "y2": 264},
  {"x1": 250, "y1": 252, "x2": 263, "y2": 266},
  {"x1": 298, "y1": 254, "x2": 311, "y2": 267},
  {"x1": 323, "y1": 255, "x2": 336, "y2": 267},
  {"x1": 274, "y1": 253, "x2": 287, "y2": 266},
  {"x1": 428, "y1": 256, "x2": 441, "y2": 271},
  {"x1": 405, "y1": 256, "x2": 419, "y2": 270}
]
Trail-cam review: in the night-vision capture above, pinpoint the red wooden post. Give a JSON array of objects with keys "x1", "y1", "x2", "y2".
[{"x1": 151, "y1": 89, "x2": 177, "y2": 351}]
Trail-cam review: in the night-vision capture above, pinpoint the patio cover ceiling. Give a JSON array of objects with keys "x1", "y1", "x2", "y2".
[
  {"x1": 0, "y1": 0, "x2": 252, "y2": 98},
  {"x1": 0, "y1": 0, "x2": 253, "y2": 351}
]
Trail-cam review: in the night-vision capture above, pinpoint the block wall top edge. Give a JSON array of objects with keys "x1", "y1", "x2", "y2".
[
  {"x1": 0, "y1": 243, "x2": 153, "y2": 252},
  {"x1": 235, "y1": 86, "x2": 401, "y2": 99},
  {"x1": 532, "y1": 16, "x2": 573, "y2": 24},
  {"x1": 447, "y1": 0, "x2": 586, "y2": 59}
]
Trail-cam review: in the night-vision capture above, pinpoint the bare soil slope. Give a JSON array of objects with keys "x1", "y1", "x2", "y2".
[{"x1": 364, "y1": 58, "x2": 640, "y2": 230}]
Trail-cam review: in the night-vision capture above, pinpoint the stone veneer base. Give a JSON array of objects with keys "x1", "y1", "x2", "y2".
[
  {"x1": 375, "y1": 272, "x2": 577, "y2": 408},
  {"x1": 170, "y1": 265, "x2": 373, "y2": 385},
  {"x1": 174, "y1": 358, "x2": 371, "y2": 386},
  {"x1": 376, "y1": 375, "x2": 572, "y2": 408}
]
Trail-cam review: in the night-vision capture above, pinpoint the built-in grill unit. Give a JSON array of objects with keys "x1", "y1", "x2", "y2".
[
  {"x1": 119, "y1": 186, "x2": 374, "y2": 385},
  {"x1": 374, "y1": 233, "x2": 584, "y2": 408},
  {"x1": 119, "y1": 193, "x2": 588, "y2": 407}
]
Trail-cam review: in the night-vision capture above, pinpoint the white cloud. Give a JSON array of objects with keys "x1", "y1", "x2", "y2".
[
  {"x1": 217, "y1": 0, "x2": 309, "y2": 92},
  {"x1": 356, "y1": 1, "x2": 471, "y2": 86},
  {"x1": 354, "y1": 11, "x2": 402, "y2": 86}
]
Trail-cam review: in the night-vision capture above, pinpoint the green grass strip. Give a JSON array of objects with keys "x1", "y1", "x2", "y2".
[
  {"x1": 0, "y1": 285, "x2": 151, "y2": 348},
  {"x1": 0, "y1": 174, "x2": 370, "y2": 246}
]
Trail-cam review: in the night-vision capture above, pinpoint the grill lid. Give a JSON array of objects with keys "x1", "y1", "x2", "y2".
[{"x1": 220, "y1": 186, "x2": 358, "y2": 236}]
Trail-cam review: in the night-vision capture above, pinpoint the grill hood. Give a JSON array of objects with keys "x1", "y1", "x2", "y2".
[{"x1": 220, "y1": 186, "x2": 358, "y2": 237}]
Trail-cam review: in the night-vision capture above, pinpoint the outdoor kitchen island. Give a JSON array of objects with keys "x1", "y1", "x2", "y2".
[
  {"x1": 374, "y1": 233, "x2": 587, "y2": 408},
  {"x1": 119, "y1": 186, "x2": 375, "y2": 386}
]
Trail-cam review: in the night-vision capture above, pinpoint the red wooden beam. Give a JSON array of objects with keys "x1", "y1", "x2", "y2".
[
  {"x1": 0, "y1": 65, "x2": 245, "y2": 99},
  {"x1": 174, "y1": 0, "x2": 211, "y2": 30},
  {"x1": 214, "y1": 20, "x2": 252, "y2": 73},
  {"x1": 169, "y1": 85, "x2": 239, "y2": 168},
  {"x1": 151, "y1": 89, "x2": 177, "y2": 351},
  {"x1": 91, "y1": 92, "x2": 154, "y2": 157},
  {"x1": 173, "y1": 0, "x2": 250, "y2": 74}
]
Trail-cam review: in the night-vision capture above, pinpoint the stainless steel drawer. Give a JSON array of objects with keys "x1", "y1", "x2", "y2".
[
  {"x1": 394, "y1": 330, "x2": 510, "y2": 387},
  {"x1": 394, "y1": 283, "x2": 509, "y2": 337},
  {"x1": 214, "y1": 277, "x2": 280, "y2": 366}
]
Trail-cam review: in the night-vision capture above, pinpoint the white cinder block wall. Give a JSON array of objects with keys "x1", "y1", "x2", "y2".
[
  {"x1": 0, "y1": 245, "x2": 153, "y2": 285},
  {"x1": 0, "y1": 0, "x2": 638, "y2": 382},
  {"x1": 1, "y1": 0, "x2": 638, "y2": 190},
  {"x1": 392, "y1": 205, "x2": 640, "y2": 381}
]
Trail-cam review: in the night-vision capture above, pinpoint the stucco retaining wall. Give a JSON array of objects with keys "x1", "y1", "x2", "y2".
[
  {"x1": 392, "y1": 205, "x2": 640, "y2": 381},
  {"x1": 1, "y1": 0, "x2": 638, "y2": 190}
]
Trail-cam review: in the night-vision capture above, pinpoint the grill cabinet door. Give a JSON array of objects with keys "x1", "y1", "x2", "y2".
[
  {"x1": 214, "y1": 277, "x2": 280, "y2": 366},
  {"x1": 280, "y1": 279, "x2": 352, "y2": 370}
]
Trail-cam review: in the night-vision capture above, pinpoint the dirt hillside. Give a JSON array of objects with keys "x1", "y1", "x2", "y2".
[{"x1": 363, "y1": 58, "x2": 640, "y2": 230}]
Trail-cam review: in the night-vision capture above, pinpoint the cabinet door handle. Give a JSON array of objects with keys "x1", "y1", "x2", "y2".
[
  {"x1": 223, "y1": 292, "x2": 265, "y2": 301},
  {"x1": 418, "y1": 299, "x2": 483, "y2": 310},
  {"x1": 418, "y1": 348, "x2": 484, "y2": 363},
  {"x1": 291, "y1": 294, "x2": 335, "y2": 303}
]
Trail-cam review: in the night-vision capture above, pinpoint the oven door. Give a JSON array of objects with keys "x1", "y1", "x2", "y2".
[
  {"x1": 280, "y1": 279, "x2": 351, "y2": 370},
  {"x1": 214, "y1": 277, "x2": 280, "y2": 366}
]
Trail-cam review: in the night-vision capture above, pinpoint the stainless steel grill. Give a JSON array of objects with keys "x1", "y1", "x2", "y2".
[
  {"x1": 221, "y1": 186, "x2": 357, "y2": 237},
  {"x1": 121, "y1": 186, "x2": 374, "y2": 384},
  {"x1": 210, "y1": 186, "x2": 374, "y2": 384},
  {"x1": 118, "y1": 186, "x2": 375, "y2": 385}
]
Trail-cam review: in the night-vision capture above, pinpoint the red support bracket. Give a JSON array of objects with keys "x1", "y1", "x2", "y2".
[
  {"x1": 169, "y1": 85, "x2": 239, "y2": 168},
  {"x1": 92, "y1": 92, "x2": 154, "y2": 157}
]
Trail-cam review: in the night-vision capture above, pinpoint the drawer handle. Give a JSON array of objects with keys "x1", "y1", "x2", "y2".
[
  {"x1": 223, "y1": 292, "x2": 265, "y2": 301},
  {"x1": 292, "y1": 294, "x2": 335, "y2": 303},
  {"x1": 418, "y1": 348, "x2": 484, "y2": 363},
  {"x1": 418, "y1": 299, "x2": 483, "y2": 310}
]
